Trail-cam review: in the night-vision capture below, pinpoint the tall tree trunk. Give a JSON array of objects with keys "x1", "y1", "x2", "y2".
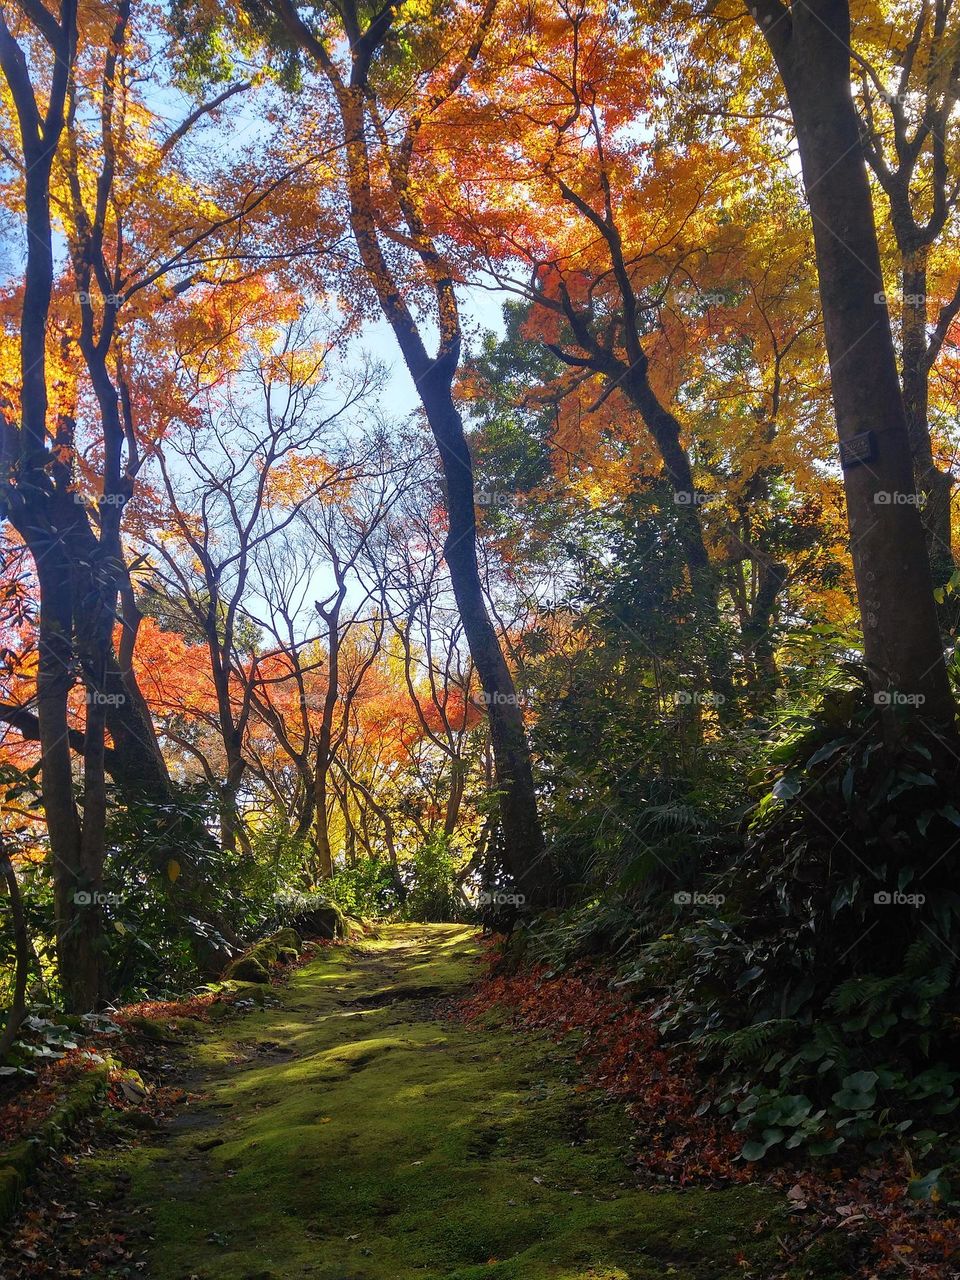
[
  {"x1": 312, "y1": 596, "x2": 343, "y2": 882},
  {"x1": 419, "y1": 380, "x2": 552, "y2": 907},
  {"x1": 900, "y1": 252, "x2": 955, "y2": 599},
  {"x1": 0, "y1": 845, "x2": 31, "y2": 1060},
  {"x1": 34, "y1": 530, "x2": 102, "y2": 1010},
  {"x1": 621, "y1": 368, "x2": 735, "y2": 709},
  {"x1": 312, "y1": 773, "x2": 334, "y2": 879},
  {"x1": 323, "y1": 73, "x2": 551, "y2": 909},
  {"x1": 750, "y1": 0, "x2": 954, "y2": 723},
  {"x1": 0, "y1": 0, "x2": 101, "y2": 1008}
]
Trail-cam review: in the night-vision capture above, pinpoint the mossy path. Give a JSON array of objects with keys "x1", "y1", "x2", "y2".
[{"x1": 89, "y1": 924, "x2": 789, "y2": 1279}]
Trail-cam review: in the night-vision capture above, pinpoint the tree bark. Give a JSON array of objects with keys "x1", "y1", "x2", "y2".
[
  {"x1": 620, "y1": 366, "x2": 735, "y2": 709},
  {"x1": 749, "y1": 0, "x2": 954, "y2": 723},
  {"x1": 263, "y1": 0, "x2": 553, "y2": 908},
  {"x1": 419, "y1": 380, "x2": 552, "y2": 907},
  {"x1": 900, "y1": 253, "x2": 955, "y2": 596},
  {"x1": 0, "y1": 848, "x2": 31, "y2": 1061}
]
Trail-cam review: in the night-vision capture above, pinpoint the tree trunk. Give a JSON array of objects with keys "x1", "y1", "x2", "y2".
[
  {"x1": 312, "y1": 772, "x2": 334, "y2": 879},
  {"x1": 418, "y1": 380, "x2": 552, "y2": 908},
  {"x1": 322, "y1": 76, "x2": 552, "y2": 911},
  {"x1": 751, "y1": 0, "x2": 954, "y2": 722},
  {"x1": 34, "y1": 533, "x2": 105, "y2": 1010},
  {"x1": 219, "y1": 758, "x2": 245, "y2": 856},
  {"x1": 900, "y1": 252, "x2": 955, "y2": 600},
  {"x1": 621, "y1": 367, "x2": 735, "y2": 709},
  {"x1": 443, "y1": 759, "x2": 465, "y2": 836},
  {"x1": 0, "y1": 848, "x2": 31, "y2": 1060},
  {"x1": 744, "y1": 552, "x2": 787, "y2": 702}
]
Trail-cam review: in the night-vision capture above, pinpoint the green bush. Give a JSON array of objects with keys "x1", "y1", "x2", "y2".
[
  {"x1": 399, "y1": 834, "x2": 467, "y2": 922},
  {"x1": 519, "y1": 674, "x2": 960, "y2": 1193},
  {"x1": 327, "y1": 859, "x2": 400, "y2": 918},
  {"x1": 615, "y1": 674, "x2": 960, "y2": 1179}
]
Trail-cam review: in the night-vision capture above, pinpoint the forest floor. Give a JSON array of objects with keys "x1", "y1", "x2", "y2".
[{"x1": 4, "y1": 924, "x2": 817, "y2": 1279}]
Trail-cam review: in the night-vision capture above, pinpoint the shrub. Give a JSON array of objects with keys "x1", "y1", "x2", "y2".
[{"x1": 399, "y1": 834, "x2": 467, "y2": 922}]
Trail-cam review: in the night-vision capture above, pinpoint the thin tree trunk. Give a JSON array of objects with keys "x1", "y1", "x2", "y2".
[
  {"x1": 418, "y1": 383, "x2": 551, "y2": 906},
  {"x1": 313, "y1": 775, "x2": 334, "y2": 879},
  {"x1": 0, "y1": 847, "x2": 30, "y2": 1061},
  {"x1": 331, "y1": 71, "x2": 550, "y2": 908},
  {"x1": 621, "y1": 368, "x2": 735, "y2": 708}
]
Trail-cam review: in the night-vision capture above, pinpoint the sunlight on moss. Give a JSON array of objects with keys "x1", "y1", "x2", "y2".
[{"x1": 82, "y1": 925, "x2": 788, "y2": 1280}]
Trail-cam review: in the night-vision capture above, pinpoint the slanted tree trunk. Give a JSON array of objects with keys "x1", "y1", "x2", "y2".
[
  {"x1": 749, "y1": 0, "x2": 954, "y2": 723},
  {"x1": 416, "y1": 377, "x2": 551, "y2": 906},
  {"x1": 262, "y1": 0, "x2": 553, "y2": 909}
]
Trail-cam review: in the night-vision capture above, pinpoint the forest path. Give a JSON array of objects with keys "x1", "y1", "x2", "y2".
[{"x1": 86, "y1": 924, "x2": 787, "y2": 1279}]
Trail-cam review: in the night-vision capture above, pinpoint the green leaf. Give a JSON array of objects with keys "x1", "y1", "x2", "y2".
[
  {"x1": 740, "y1": 1140, "x2": 769, "y2": 1161},
  {"x1": 772, "y1": 773, "x2": 802, "y2": 800},
  {"x1": 832, "y1": 1087, "x2": 876, "y2": 1111},
  {"x1": 842, "y1": 1070, "x2": 879, "y2": 1092},
  {"x1": 806, "y1": 740, "x2": 847, "y2": 767},
  {"x1": 842, "y1": 765, "x2": 855, "y2": 805}
]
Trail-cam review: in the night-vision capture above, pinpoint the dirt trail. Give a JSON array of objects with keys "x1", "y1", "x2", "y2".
[{"x1": 71, "y1": 924, "x2": 789, "y2": 1280}]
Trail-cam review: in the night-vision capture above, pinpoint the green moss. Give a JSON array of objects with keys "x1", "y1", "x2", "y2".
[
  {"x1": 123, "y1": 1013, "x2": 205, "y2": 1040},
  {"x1": 0, "y1": 1064, "x2": 109, "y2": 1227},
  {"x1": 224, "y1": 928, "x2": 303, "y2": 982},
  {"x1": 0, "y1": 1164, "x2": 23, "y2": 1221},
  {"x1": 343, "y1": 913, "x2": 376, "y2": 940},
  {"x1": 224, "y1": 956, "x2": 270, "y2": 983},
  {"x1": 286, "y1": 899, "x2": 344, "y2": 940},
  {"x1": 83, "y1": 925, "x2": 792, "y2": 1279}
]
